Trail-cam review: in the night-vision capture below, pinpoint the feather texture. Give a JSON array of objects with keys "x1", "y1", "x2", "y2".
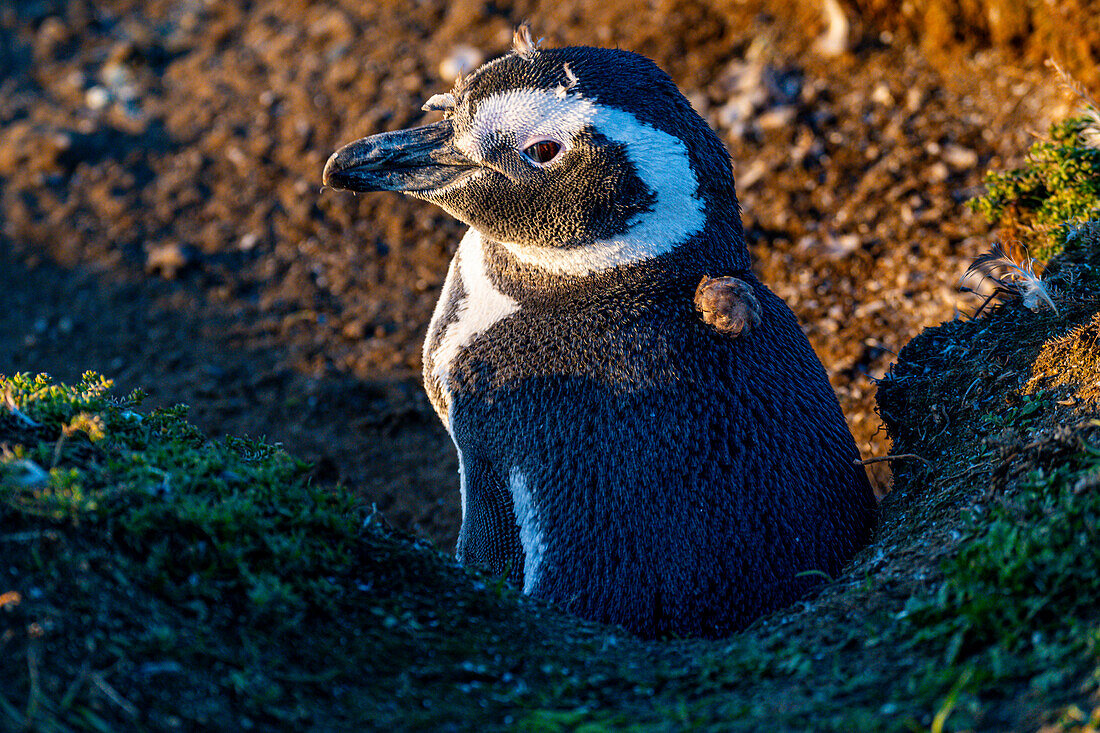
[
  {"x1": 512, "y1": 23, "x2": 540, "y2": 59},
  {"x1": 961, "y1": 241, "x2": 1058, "y2": 316}
]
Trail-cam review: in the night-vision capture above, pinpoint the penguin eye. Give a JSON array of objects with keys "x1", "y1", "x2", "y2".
[{"x1": 522, "y1": 139, "x2": 562, "y2": 165}]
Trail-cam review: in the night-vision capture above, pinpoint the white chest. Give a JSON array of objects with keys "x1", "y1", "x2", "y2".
[{"x1": 422, "y1": 229, "x2": 519, "y2": 432}]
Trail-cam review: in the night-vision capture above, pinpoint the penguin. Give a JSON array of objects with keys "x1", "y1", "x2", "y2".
[{"x1": 323, "y1": 28, "x2": 875, "y2": 639}]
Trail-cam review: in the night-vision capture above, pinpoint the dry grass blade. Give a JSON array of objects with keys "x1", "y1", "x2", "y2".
[
  {"x1": 960, "y1": 241, "x2": 1058, "y2": 317},
  {"x1": 90, "y1": 673, "x2": 138, "y2": 719},
  {"x1": 1048, "y1": 58, "x2": 1100, "y2": 149}
]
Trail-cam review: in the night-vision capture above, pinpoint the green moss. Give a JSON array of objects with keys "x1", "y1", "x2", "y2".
[
  {"x1": 1, "y1": 372, "x2": 360, "y2": 629},
  {"x1": 876, "y1": 234, "x2": 1100, "y2": 730},
  {"x1": 899, "y1": 423, "x2": 1100, "y2": 708},
  {"x1": 969, "y1": 116, "x2": 1100, "y2": 260},
  {"x1": 941, "y1": 443, "x2": 1100, "y2": 646}
]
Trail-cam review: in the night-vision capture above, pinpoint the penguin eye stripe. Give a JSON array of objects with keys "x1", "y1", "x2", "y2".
[{"x1": 522, "y1": 140, "x2": 562, "y2": 165}]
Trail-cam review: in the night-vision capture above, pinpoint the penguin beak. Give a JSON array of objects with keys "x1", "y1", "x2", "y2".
[{"x1": 323, "y1": 119, "x2": 478, "y2": 193}]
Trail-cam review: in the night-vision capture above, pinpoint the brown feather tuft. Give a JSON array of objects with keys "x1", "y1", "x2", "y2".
[{"x1": 512, "y1": 23, "x2": 541, "y2": 59}]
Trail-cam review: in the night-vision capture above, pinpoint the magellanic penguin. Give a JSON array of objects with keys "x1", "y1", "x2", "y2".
[{"x1": 323, "y1": 29, "x2": 876, "y2": 639}]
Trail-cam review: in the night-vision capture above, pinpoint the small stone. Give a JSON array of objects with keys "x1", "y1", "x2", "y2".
[
  {"x1": 85, "y1": 86, "x2": 111, "y2": 110},
  {"x1": 101, "y1": 61, "x2": 133, "y2": 94},
  {"x1": 756, "y1": 105, "x2": 797, "y2": 131},
  {"x1": 63, "y1": 70, "x2": 87, "y2": 92},
  {"x1": 942, "y1": 144, "x2": 978, "y2": 171},
  {"x1": 716, "y1": 60, "x2": 768, "y2": 105},
  {"x1": 736, "y1": 159, "x2": 769, "y2": 190},
  {"x1": 823, "y1": 233, "x2": 861, "y2": 258},
  {"x1": 239, "y1": 232, "x2": 259, "y2": 251},
  {"x1": 906, "y1": 88, "x2": 924, "y2": 113},
  {"x1": 439, "y1": 46, "x2": 483, "y2": 82},
  {"x1": 926, "y1": 161, "x2": 950, "y2": 183},
  {"x1": 145, "y1": 242, "x2": 195, "y2": 278},
  {"x1": 813, "y1": 0, "x2": 851, "y2": 57},
  {"x1": 226, "y1": 146, "x2": 247, "y2": 169},
  {"x1": 716, "y1": 97, "x2": 755, "y2": 139},
  {"x1": 342, "y1": 319, "x2": 368, "y2": 340}
]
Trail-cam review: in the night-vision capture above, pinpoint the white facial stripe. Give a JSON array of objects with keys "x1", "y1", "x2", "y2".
[
  {"x1": 429, "y1": 229, "x2": 519, "y2": 432},
  {"x1": 455, "y1": 89, "x2": 594, "y2": 161},
  {"x1": 458, "y1": 88, "x2": 706, "y2": 276},
  {"x1": 508, "y1": 467, "x2": 546, "y2": 594}
]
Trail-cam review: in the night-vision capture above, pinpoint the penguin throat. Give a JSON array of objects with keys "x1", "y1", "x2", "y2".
[{"x1": 491, "y1": 222, "x2": 692, "y2": 275}]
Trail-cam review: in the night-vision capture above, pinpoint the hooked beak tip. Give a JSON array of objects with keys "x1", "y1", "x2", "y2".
[{"x1": 321, "y1": 152, "x2": 342, "y2": 189}]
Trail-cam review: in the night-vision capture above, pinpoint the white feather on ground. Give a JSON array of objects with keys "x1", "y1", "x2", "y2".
[{"x1": 960, "y1": 241, "x2": 1058, "y2": 316}]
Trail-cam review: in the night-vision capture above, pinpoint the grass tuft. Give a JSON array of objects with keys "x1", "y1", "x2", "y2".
[{"x1": 969, "y1": 115, "x2": 1100, "y2": 261}]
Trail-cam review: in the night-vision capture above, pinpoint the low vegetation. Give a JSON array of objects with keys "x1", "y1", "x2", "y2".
[{"x1": 969, "y1": 106, "x2": 1100, "y2": 261}]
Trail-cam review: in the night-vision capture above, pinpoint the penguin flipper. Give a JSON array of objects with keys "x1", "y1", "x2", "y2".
[
  {"x1": 455, "y1": 456, "x2": 525, "y2": 587},
  {"x1": 694, "y1": 275, "x2": 761, "y2": 337}
]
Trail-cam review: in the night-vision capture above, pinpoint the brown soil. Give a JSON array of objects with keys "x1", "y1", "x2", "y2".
[{"x1": 0, "y1": 0, "x2": 1078, "y2": 550}]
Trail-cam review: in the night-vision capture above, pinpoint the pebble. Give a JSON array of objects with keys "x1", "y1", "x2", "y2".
[
  {"x1": 736, "y1": 159, "x2": 769, "y2": 190},
  {"x1": 900, "y1": 204, "x2": 916, "y2": 226},
  {"x1": 825, "y1": 233, "x2": 861, "y2": 258},
  {"x1": 439, "y1": 46, "x2": 483, "y2": 82},
  {"x1": 342, "y1": 319, "x2": 368, "y2": 340},
  {"x1": 871, "y1": 83, "x2": 894, "y2": 107},
  {"x1": 756, "y1": 105, "x2": 797, "y2": 131},
  {"x1": 145, "y1": 242, "x2": 194, "y2": 278},
  {"x1": 102, "y1": 61, "x2": 131, "y2": 90},
  {"x1": 717, "y1": 97, "x2": 754, "y2": 139},
  {"x1": 85, "y1": 85, "x2": 111, "y2": 110},
  {"x1": 239, "y1": 232, "x2": 260, "y2": 251},
  {"x1": 813, "y1": 0, "x2": 851, "y2": 57},
  {"x1": 906, "y1": 88, "x2": 924, "y2": 113},
  {"x1": 942, "y1": 144, "x2": 978, "y2": 170},
  {"x1": 926, "y1": 161, "x2": 951, "y2": 183}
]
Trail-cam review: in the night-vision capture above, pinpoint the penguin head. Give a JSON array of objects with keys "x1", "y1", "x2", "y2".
[{"x1": 324, "y1": 34, "x2": 747, "y2": 275}]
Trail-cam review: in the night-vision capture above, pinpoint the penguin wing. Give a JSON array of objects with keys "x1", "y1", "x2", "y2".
[{"x1": 455, "y1": 454, "x2": 525, "y2": 587}]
